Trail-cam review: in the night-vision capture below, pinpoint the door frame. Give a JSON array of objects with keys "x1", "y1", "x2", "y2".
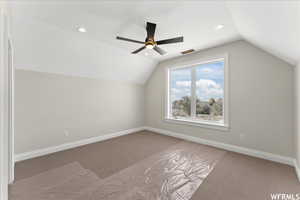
[
  {"x1": 8, "y1": 37, "x2": 15, "y2": 184},
  {"x1": 0, "y1": 7, "x2": 9, "y2": 200},
  {"x1": 0, "y1": 4, "x2": 13, "y2": 200}
]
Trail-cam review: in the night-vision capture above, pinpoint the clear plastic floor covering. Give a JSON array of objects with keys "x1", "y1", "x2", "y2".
[{"x1": 10, "y1": 141, "x2": 226, "y2": 200}]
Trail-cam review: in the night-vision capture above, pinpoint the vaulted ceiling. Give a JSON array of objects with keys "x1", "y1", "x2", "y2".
[{"x1": 10, "y1": 1, "x2": 300, "y2": 84}]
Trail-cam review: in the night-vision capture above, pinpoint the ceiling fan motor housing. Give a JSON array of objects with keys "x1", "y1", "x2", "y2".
[{"x1": 145, "y1": 38, "x2": 156, "y2": 46}]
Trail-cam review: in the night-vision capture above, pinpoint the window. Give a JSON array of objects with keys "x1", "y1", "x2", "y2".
[{"x1": 166, "y1": 57, "x2": 228, "y2": 129}]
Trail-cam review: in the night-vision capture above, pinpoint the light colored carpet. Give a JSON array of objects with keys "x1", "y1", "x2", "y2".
[
  {"x1": 10, "y1": 141, "x2": 225, "y2": 200},
  {"x1": 14, "y1": 131, "x2": 182, "y2": 181},
  {"x1": 31, "y1": 170, "x2": 100, "y2": 200},
  {"x1": 11, "y1": 131, "x2": 300, "y2": 200},
  {"x1": 9, "y1": 162, "x2": 91, "y2": 200}
]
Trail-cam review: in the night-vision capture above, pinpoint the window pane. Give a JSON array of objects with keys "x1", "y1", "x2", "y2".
[
  {"x1": 195, "y1": 61, "x2": 224, "y2": 123},
  {"x1": 170, "y1": 68, "x2": 191, "y2": 118}
]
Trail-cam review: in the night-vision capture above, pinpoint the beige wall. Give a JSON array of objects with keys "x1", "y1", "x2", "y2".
[
  {"x1": 145, "y1": 40, "x2": 295, "y2": 157},
  {"x1": 15, "y1": 70, "x2": 144, "y2": 154},
  {"x1": 15, "y1": 40, "x2": 296, "y2": 159}
]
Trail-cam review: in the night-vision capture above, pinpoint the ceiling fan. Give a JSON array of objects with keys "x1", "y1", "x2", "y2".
[{"x1": 116, "y1": 22, "x2": 184, "y2": 55}]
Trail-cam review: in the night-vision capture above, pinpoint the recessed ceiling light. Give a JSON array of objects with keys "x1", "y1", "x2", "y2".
[
  {"x1": 144, "y1": 52, "x2": 149, "y2": 56},
  {"x1": 215, "y1": 24, "x2": 224, "y2": 30},
  {"x1": 78, "y1": 27, "x2": 87, "y2": 33}
]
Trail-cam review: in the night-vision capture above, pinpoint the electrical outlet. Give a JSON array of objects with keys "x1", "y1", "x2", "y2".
[{"x1": 64, "y1": 130, "x2": 69, "y2": 137}]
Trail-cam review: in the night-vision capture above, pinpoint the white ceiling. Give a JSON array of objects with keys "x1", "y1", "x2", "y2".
[
  {"x1": 9, "y1": 1, "x2": 300, "y2": 84},
  {"x1": 227, "y1": 1, "x2": 300, "y2": 66}
]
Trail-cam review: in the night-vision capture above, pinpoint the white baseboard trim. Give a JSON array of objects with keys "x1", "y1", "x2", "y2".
[
  {"x1": 144, "y1": 126, "x2": 294, "y2": 166},
  {"x1": 14, "y1": 126, "x2": 300, "y2": 182},
  {"x1": 294, "y1": 160, "x2": 300, "y2": 182},
  {"x1": 15, "y1": 127, "x2": 144, "y2": 162}
]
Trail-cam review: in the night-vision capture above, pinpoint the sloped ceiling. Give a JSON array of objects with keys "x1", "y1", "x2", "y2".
[
  {"x1": 10, "y1": 1, "x2": 300, "y2": 84},
  {"x1": 226, "y1": 1, "x2": 300, "y2": 66}
]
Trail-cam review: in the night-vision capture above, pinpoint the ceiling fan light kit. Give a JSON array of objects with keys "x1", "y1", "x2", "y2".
[
  {"x1": 116, "y1": 22, "x2": 184, "y2": 55},
  {"x1": 146, "y1": 44, "x2": 154, "y2": 49}
]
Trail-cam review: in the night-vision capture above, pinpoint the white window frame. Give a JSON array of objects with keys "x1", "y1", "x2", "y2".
[{"x1": 164, "y1": 54, "x2": 229, "y2": 131}]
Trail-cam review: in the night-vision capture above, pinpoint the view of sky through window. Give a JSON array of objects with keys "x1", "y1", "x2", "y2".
[
  {"x1": 196, "y1": 61, "x2": 224, "y2": 101},
  {"x1": 170, "y1": 60, "x2": 224, "y2": 123}
]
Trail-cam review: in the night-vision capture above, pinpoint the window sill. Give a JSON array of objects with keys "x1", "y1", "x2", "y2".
[{"x1": 164, "y1": 118, "x2": 229, "y2": 131}]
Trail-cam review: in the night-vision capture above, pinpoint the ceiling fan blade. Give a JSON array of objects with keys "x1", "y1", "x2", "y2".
[
  {"x1": 116, "y1": 36, "x2": 145, "y2": 44},
  {"x1": 156, "y1": 36, "x2": 184, "y2": 45},
  {"x1": 153, "y1": 46, "x2": 166, "y2": 55},
  {"x1": 132, "y1": 46, "x2": 146, "y2": 54},
  {"x1": 146, "y1": 22, "x2": 156, "y2": 39}
]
